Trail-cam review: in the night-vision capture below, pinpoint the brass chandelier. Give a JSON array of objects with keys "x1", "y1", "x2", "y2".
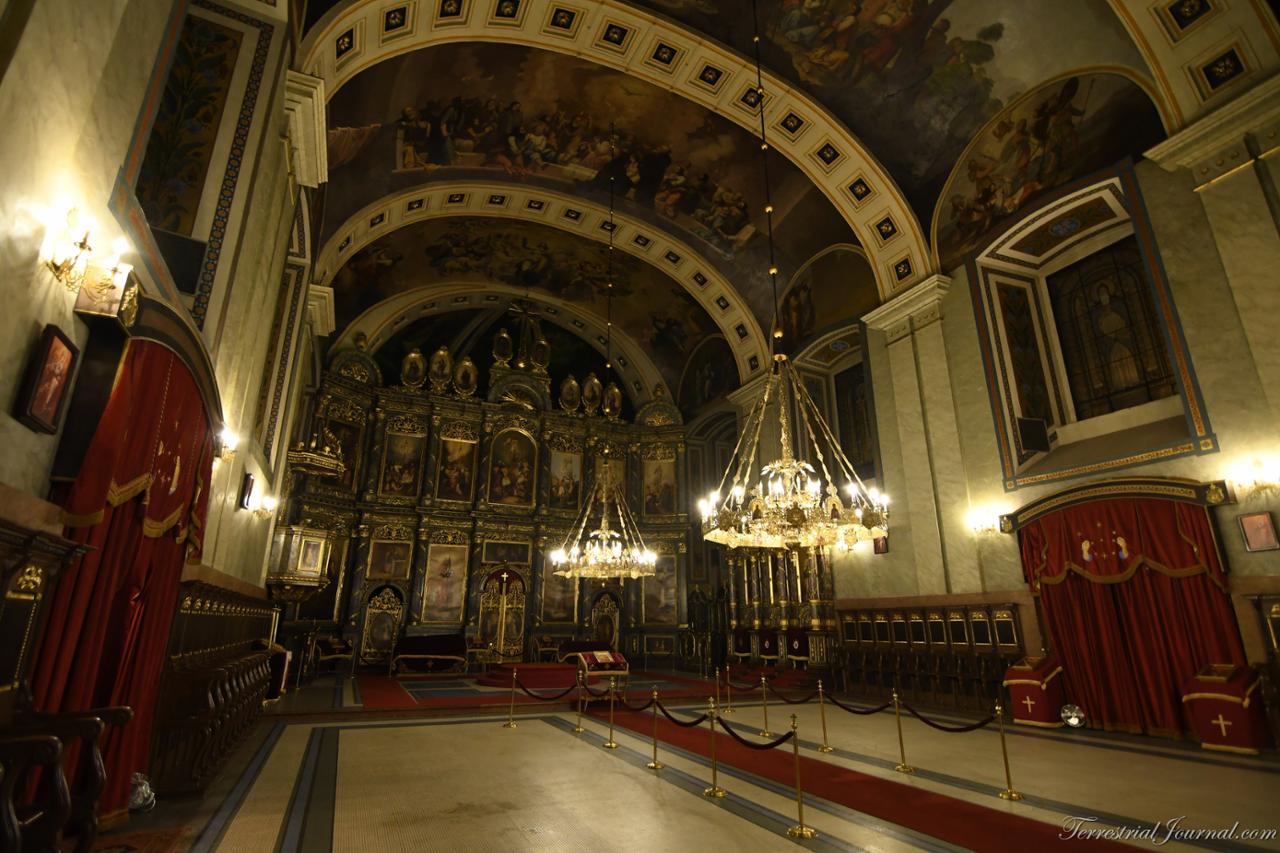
[
  {"x1": 698, "y1": 0, "x2": 888, "y2": 552},
  {"x1": 551, "y1": 126, "x2": 657, "y2": 581}
]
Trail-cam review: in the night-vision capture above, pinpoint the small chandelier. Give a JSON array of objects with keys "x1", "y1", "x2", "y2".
[
  {"x1": 552, "y1": 455, "x2": 657, "y2": 580},
  {"x1": 698, "y1": 0, "x2": 888, "y2": 553},
  {"x1": 551, "y1": 123, "x2": 656, "y2": 581}
]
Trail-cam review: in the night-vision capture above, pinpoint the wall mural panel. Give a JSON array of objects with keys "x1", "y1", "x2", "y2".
[
  {"x1": 325, "y1": 42, "x2": 855, "y2": 328},
  {"x1": 422, "y1": 543, "x2": 469, "y2": 624},
  {"x1": 779, "y1": 247, "x2": 879, "y2": 355},
  {"x1": 643, "y1": 458, "x2": 678, "y2": 517},
  {"x1": 367, "y1": 540, "x2": 413, "y2": 580},
  {"x1": 643, "y1": 555, "x2": 679, "y2": 625},
  {"x1": 548, "y1": 449, "x2": 583, "y2": 511},
  {"x1": 379, "y1": 433, "x2": 425, "y2": 498},
  {"x1": 487, "y1": 429, "x2": 537, "y2": 507},
  {"x1": 677, "y1": 336, "x2": 737, "y2": 420},
  {"x1": 436, "y1": 438, "x2": 477, "y2": 502},
  {"x1": 329, "y1": 218, "x2": 720, "y2": 391},
  {"x1": 540, "y1": 568, "x2": 578, "y2": 624}
]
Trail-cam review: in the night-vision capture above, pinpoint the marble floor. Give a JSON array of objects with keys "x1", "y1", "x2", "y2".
[{"x1": 127, "y1": 688, "x2": 1280, "y2": 853}]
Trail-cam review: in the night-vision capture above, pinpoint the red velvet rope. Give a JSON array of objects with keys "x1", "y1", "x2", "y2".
[
  {"x1": 583, "y1": 682, "x2": 612, "y2": 698},
  {"x1": 828, "y1": 695, "x2": 892, "y2": 715},
  {"x1": 899, "y1": 700, "x2": 996, "y2": 733},
  {"x1": 717, "y1": 717, "x2": 797, "y2": 750},
  {"x1": 514, "y1": 679, "x2": 580, "y2": 701},
  {"x1": 724, "y1": 678, "x2": 763, "y2": 691}
]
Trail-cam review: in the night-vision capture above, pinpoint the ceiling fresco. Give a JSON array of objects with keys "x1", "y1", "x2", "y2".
[
  {"x1": 778, "y1": 245, "x2": 879, "y2": 355},
  {"x1": 629, "y1": 0, "x2": 1156, "y2": 227},
  {"x1": 323, "y1": 41, "x2": 855, "y2": 326},
  {"x1": 934, "y1": 71, "x2": 1164, "y2": 269},
  {"x1": 328, "y1": 216, "x2": 721, "y2": 392}
]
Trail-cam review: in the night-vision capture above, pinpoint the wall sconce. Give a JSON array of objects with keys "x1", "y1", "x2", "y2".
[
  {"x1": 219, "y1": 426, "x2": 239, "y2": 461},
  {"x1": 966, "y1": 507, "x2": 1004, "y2": 537},
  {"x1": 1228, "y1": 456, "x2": 1280, "y2": 500},
  {"x1": 45, "y1": 209, "x2": 94, "y2": 291},
  {"x1": 253, "y1": 494, "x2": 278, "y2": 520}
]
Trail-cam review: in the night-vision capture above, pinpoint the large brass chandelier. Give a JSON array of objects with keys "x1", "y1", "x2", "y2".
[
  {"x1": 551, "y1": 126, "x2": 657, "y2": 580},
  {"x1": 698, "y1": 0, "x2": 888, "y2": 552}
]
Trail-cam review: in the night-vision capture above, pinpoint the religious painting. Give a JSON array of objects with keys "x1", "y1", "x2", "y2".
[
  {"x1": 642, "y1": 457, "x2": 678, "y2": 517},
  {"x1": 367, "y1": 540, "x2": 413, "y2": 580},
  {"x1": 1239, "y1": 512, "x2": 1280, "y2": 553},
  {"x1": 327, "y1": 420, "x2": 362, "y2": 489},
  {"x1": 935, "y1": 72, "x2": 1164, "y2": 269},
  {"x1": 834, "y1": 362, "x2": 875, "y2": 480},
  {"x1": 548, "y1": 449, "x2": 582, "y2": 511},
  {"x1": 488, "y1": 429, "x2": 536, "y2": 506},
  {"x1": 297, "y1": 537, "x2": 329, "y2": 577},
  {"x1": 15, "y1": 325, "x2": 79, "y2": 434},
  {"x1": 643, "y1": 555, "x2": 679, "y2": 625},
  {"x1": 778, "y1": 247, "x2": 878, "y2": 354},
  {"x1": 677, "y1": 336, "x2": 737, "y2": 419},
  {"x1": 436, "y1": 438, "x2": 477, "y2": 502},
  {"x1": 482, "y1": 540, "x2": 531, "y2": 565},
  {"x1": 136, "y1": 15, "x2": 244, "y2": 235},
  {"x1": 645, "y1": 636, "x2": 675, "y2": 656},
  {"x1": 540, "y1": 568, "x2": 578, "y2": 624},
  {"x1": 422, "y1": 543, "x2": 469, "y2": 623},
  {"x1": 379, "y1": 433, "x2": 425, "y2": 498}
]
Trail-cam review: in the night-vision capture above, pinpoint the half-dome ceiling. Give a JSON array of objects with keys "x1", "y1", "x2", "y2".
[
  {"x1": 628, "y1": 0, "x2": 1159, "y2": 224},
  {"x1": 329, "y1": 216, "x2": 722, "y2": 393},
  {"x1": 323, "y1": 40, "x2": 857, "y2": 324}
]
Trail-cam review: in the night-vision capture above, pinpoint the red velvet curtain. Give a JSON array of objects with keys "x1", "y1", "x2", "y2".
[
  {"x1": 29, "y1": 341, "x2": 214, "y2": 819},
  {"x1": 1019, "y1": 497, "x2": 1245, "y2": 736}
]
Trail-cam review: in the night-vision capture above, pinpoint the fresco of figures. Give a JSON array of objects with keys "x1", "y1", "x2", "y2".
[
  {"x1": 777, "y1": 246, "x2": 879, "y2": 354},
  {"x1": 678, "y1": 336, "x2": 737, "y2": 419},
  {"x1": 324, "y1": 42, "x2": 854, "y2": 324}
]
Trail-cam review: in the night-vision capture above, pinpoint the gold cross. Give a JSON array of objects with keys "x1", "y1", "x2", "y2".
[
  {"x1": 1211, "y1": 714, "x2": 1232, "y2": 738},
  {"x1": 1021, "y1": 696, "x2": 1036, "y2": 714}
]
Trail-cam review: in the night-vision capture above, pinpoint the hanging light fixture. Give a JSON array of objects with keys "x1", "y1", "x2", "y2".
[
  {"x1": 551, "y1": 125, "x2": 658, "y2": 581},
  {"x1": 698, "y1": 0, "x2": 888, "y2": 553}
]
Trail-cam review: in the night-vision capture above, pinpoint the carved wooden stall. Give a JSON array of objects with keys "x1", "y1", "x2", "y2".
[{"x1": 270, "y1": 310, "x2": 699, "y2": 672}]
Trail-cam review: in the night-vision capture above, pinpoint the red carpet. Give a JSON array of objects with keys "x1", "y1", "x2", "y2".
[
  {"x1": 599, "y1": 707, "x2": 1134, "y2": 853},
  {"x1": 358, "y1": 671, "x2": 715, "y2": 710},
  {"x1": 475, "y1": 662, "x2": 581, "y2": 689}
]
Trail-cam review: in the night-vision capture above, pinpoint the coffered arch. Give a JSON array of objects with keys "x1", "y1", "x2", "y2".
[
  {"x1": 314, "y1": 181, "x2": 769, "y2": 381},
  {"x1": 299, "y1": 0, "x2": 931, "y2": 294}
]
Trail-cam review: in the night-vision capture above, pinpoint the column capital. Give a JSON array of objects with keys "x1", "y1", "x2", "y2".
[
  {"x1": 1144, "y1": 74, "x2": 1280, "y2": 187},
  {"x1": 862, "y1": 274, "x2": 951, "y2": 343}
]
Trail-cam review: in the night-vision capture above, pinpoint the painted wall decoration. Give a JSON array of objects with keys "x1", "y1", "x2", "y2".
[
  {"x1": 380, "y1": 433, "x2": 425, "y2": 497},
  {"x1": 677, "y1": 336, "x2": 737, "y2": 419},
  {"x1": 367, "y1": 540, "x2": 413, "y2": 580},
  {"x1": 643, "y1": 556, "x2": 679, "y2": 625},
  {"x1": 324, "y1": 41, "x2": 853, "y2": 326},
  {"x1": 488, "y1": 429, "x2": 537, "y2": 506},
  {"x1": 329, "y1": 218, "x2": 720, "y2": 391},
  {"x1": 436, "y1": 438, "x2": 477, "y2": 502},
  {"x1": 422, "y1": 543, "x2": 469, "y2": 624},
  {"x1": 934, "y1": 72, "x2": 1163, "y2": 269},
  {"x1": 136, "y1": 15, "x2": 244, "y2": 235},
  {"x1": 540, "y1": 569, "x2": 578, "y2": 623},
  {"x1": 629, "y1": 0, "x2": 1154, "y2": 223},
  {"x1": 834, "y1": 362, "x2": 875, "y2": 479},
  {"x1": 778, "y1": 247, "x2": 878, "y2": 354},
  {"x1": 326, "y1": 420, "x2": 362, "y2": 489},
  {"x1": 643, "y1": 457, "x2": 678, "y2": 517},
  {"x1": 482, "y1": 540, "x2": 532, "y2": 565},
  {"x1": 548, "y1": 449, "x2": 582, "y2": 511}
]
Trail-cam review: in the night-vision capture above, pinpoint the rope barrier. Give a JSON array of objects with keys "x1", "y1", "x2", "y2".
[
  {"x1": 724, "y1": 678, "x2": 762, "y2": 692},
  {"x1": 583, "y1": 681, "x2": 612, "y2": 698},
  {"x1": 765, "y1": 684, "x2": 818, "y2": 705},
  {"x1": 618, "y1": 695, "x2": 655, "y2": 713},
  {"x1": 718, "y1": 717, "x2": 796, "y2": 751},
  {"x1": 828, "y1": 695, "x2": 892, "y2": 716},
  {"x1": 899, "y1": 700, "x2": 996, "y2": 733},
  {"x1": 658, "y1": 701, "x2": 709, "y2": 728},
  {"x1": 514, "y1": 679, "x2": 580, "y2": 701}
]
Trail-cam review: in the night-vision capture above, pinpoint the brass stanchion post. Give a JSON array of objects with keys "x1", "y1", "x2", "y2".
[
  {"x1": 646, "y1": 688, "x2": 664, "y2": 770},
  {"x1": 702, "y1": 698, "x2": 725, "y2": 798},
  {"x1": 502, "y1": 667, "x2": 518, "y2": 729},
  {"x1": 602, "y1": 676, "x2": 619, "y2": 749},
  {"x1": 759, "y1": 674, "x2": 774, "y2": 737},
  {"x1": 724, "y1": 671, "x2": 734, "y2": 715},
  {"x1": 995, "y1": 701, "x2": 1023, "y2": 801},
  {"x1": 786, "y1": 714, "x2": 817, "y2": 839},
  {"x1": 817, "y1": 679, "x2": 833, "y2": 754},
  {"x1": 714, "y1": 667, "x2": 721, "y2": 712},
  {"x1": 572, "y1": 670, "x2": 585, "y2": 734},
  {"x1": 892, "y1": 688, "x2": 913, "y2": 773}
]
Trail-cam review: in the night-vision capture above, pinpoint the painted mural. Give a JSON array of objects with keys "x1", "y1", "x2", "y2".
[
  {"x1": 678, "y1": 336, "x2": 737, "y2": 419},
  {"x1": 629, "y1": 0, "x2": 1154, "y2": 223},
  {"x1": 778, "y1": 246, "x2": 879, "y2": 354},
  {"x1": 136, "y1": 15, "x2": 243, "y2": 235},
  {"x1": 324, "y1": 42, "x2": 853, "y2": 325},
  {"x1": 330, "y1": 217, "x2": 720, "y2": 391},
  {"x1": 934, "y1": 72, "x2": 1163, "y2": 269}
]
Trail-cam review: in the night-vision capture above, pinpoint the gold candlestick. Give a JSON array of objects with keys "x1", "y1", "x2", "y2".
[
  {"x1": 572, "y1": 670, "x2": 585, "y2": 734},
  {"x1": 995, "y1": 701, "x2": 1023, "y2": 801}
]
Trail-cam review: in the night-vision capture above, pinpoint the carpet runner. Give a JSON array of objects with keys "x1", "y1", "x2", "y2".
[{"x1": 597, "y1": 707, "x2": 1134, "y2": 853}]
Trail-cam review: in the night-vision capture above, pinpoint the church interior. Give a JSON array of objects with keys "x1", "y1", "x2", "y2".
[{"x1": 2, "y1": 0, "x2": 1280, "y2": 850}]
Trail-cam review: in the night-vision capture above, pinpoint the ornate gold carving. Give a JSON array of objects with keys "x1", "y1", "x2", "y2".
[
  {"x1": 428, "y1": 346, "x2": 452, "y2": 393},
  {"x1": 453, "y1": 356, "x2": 478, "y2": 397},
  {"x1": 338, "y1": 362, "x2": 373, "y2": 383},
  {"x1": 13, "y1": 565, "x2": 43, "y2": 594},
  {"x1": 386, "y1": 414, "x2": 426, "y2": 435},
  {"x1": 428, "y1": 527, "x2": 471, "y2": 545},
  {"x1": 582, "y1": 373, "x2": 602, "y2": 415},
  {"x1": 402, "y1": 348, "x2": 428, "y2": 389},
  {"x1": 440, "y1": 420, "x2": 479, "y2": 441},
  {"x1": 545, "y1": 431, "x2": 585, "y2": 452},
  {"x1": 371, "y1": 521, "x2": 414, "y2": 541},
  {"x1": 640, "y1": 443, "x2": 677, "y2": 461},
  {"x1": 327, "y1": 397, "x2": 368, "y2": 425}
]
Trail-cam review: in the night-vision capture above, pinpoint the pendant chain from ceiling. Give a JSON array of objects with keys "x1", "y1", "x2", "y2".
[
  {"x1": 750, "y1": 0, "x2": 782, "y2": 356},
  {"x1": 606, "y1": 122, "x2": 616, "y2": 372}
]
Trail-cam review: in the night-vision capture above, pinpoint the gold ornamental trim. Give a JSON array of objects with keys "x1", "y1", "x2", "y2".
[
  {"x1": 1002, "y1": 666, "x2": 1063, "y2": 689},
  {"x1": 1181, "y1": 678, "x2": 1260, "y2": 708}
]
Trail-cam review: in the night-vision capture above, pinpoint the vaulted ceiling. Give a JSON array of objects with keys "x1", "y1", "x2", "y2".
[{"x1": 297, "y1": 0, "x2": 1221, "y2": 413}]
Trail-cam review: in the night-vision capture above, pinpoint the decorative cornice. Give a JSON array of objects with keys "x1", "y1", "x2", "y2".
[
  {"x1": 1145, "y1": 73, "x2": 1280, "y2": 179},
  {"x1": 283, "y1": 70, "x2": 328, "y2": 188},
  {"x1": 861, "y1": 274, "x2": 952, "y2": 339},
  {"x1": 306, "y1": 285, "x2": 337, "y2": 336}
]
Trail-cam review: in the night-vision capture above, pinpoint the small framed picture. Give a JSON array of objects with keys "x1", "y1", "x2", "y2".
[
  {"x1": 239, "y1": 472, "x2": 256, "y2": 510},
  {"x1": 1238, "y1": 512, "x2": 1280, "y2": 552},
  {"x1": 15, "y1": 325, "x2": 80, "y2": 434}
]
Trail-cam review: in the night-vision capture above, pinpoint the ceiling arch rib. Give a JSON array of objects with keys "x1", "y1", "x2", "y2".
[
  {"x1": 301, "y1": 0, "x2": 930, "y2": 295},
  {"x1": 315, "y1": 181, "x2": 768, "y2": 381},
  {"x1": 337, "y1": 281, "x2": 668, "y2": 403}
]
